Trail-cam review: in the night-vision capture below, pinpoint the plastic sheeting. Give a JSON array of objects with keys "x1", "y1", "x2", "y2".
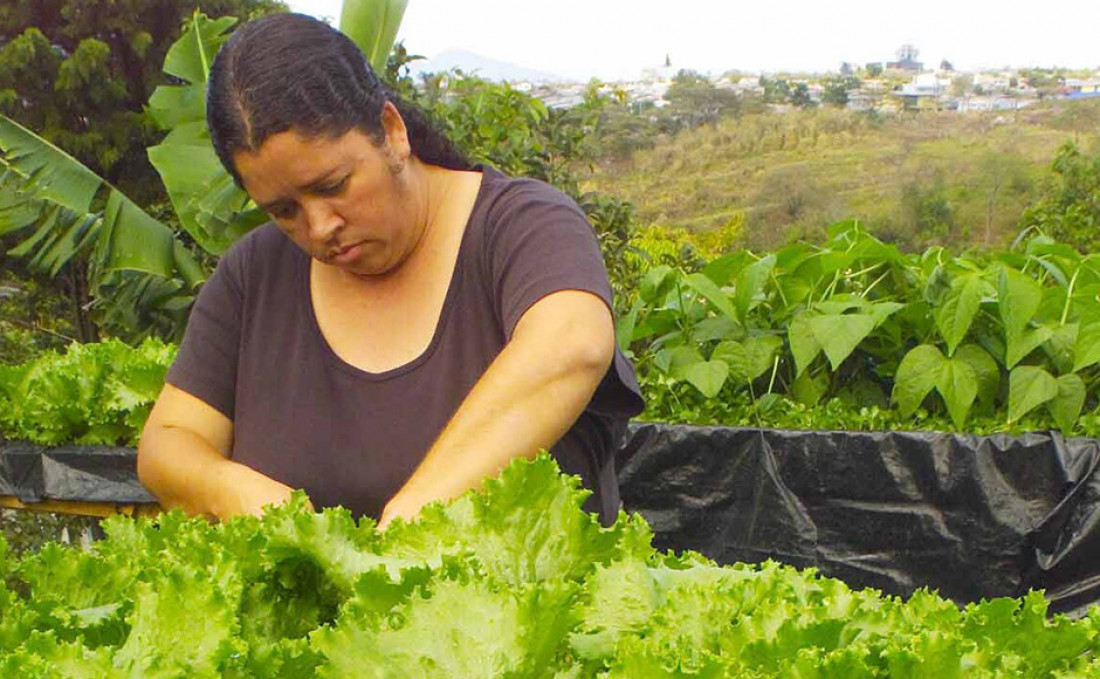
[
  {"x1": 0, "y1": 440, "x2": 155, "y2": 505},
  {"x1": 618, "y1": 424, "x2": 1100, "y2": 616},
  {"x1": 4, "y1": 426, "x2": 1100, "y2": 614}
]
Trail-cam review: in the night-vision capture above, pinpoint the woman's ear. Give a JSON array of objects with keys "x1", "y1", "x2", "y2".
[{"x1": 381, "y1": 101, "x2": 411, "y2": 162}]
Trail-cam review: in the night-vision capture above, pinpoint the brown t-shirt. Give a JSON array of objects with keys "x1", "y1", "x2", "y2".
[{"x1": 166, "y1": 165, "x2": 644, "y2": 524}]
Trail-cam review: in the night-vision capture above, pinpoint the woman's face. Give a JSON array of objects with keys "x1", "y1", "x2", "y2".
[{"x1": 233, "y1": 107, "x2": 421, "y2": 277}]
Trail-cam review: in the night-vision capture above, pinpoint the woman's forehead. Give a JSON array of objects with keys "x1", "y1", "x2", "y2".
[{"x1": 236, "y1": 129, "x2": 375, "y2": 181}]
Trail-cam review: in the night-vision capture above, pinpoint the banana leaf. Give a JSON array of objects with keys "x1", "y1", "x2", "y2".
[
  {"x1": 0, "y1": 115, "x2": 203, "y2": 289},
  {"x1": 340, "y1": 0, "x2": 409, "y2": 75},
  {"x1": 146, "y1": 13, "x2": 262, "y2": 256}
]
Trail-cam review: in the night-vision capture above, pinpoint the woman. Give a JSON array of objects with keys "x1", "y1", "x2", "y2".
[{"x1": 137, "y1": 13, "x2": 643, "y2": 528}]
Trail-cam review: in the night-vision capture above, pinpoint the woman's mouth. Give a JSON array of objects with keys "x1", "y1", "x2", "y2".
[{"x1": 329, "y1": 242, "x2": 364, "y2": 265}]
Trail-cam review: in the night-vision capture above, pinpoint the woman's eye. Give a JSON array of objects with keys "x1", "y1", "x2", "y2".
[
  {"x1": 269, "y1": 205, "x2": 297, "y2": 220},
  {"x1": 316, "y1": 178, "x2": 347, "y2": 196}
]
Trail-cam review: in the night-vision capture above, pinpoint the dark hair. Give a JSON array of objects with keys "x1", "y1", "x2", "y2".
[{"x1": 207, "y1": 12, "x2": 470, "y2": 185}]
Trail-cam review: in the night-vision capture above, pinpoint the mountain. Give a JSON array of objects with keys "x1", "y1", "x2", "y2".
[{"x1": 407, "y1": 48, "x2": 575, "y2": 84}]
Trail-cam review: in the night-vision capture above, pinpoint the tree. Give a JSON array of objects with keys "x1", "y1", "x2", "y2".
[
  {"x1": 939, "y1": 59, "x2": 954, "y2": 72},
  {"x1": 1019, "y1": 141, "x2": 1100, "y2": 251},
  {"x1": 0, "y1": 0, "x2": 286, "y2": 205},
  {"x1": 1019, "y1": 68, "x2": 1064, "y2": 100},
  {"x1": 0, "y1": 1, "x2": 286, "y2": 342},
  {"x1": 950, "y1": 74, "x2": 973, "y2": 98},
  {"x1": 821, "y1": 75, "x2": 860, "y2": 107},
  {"x1": 899, "y1": 172, "x2": 956, "y2": 243},
  {"x1": 761, "y1": 76, "x2": 791, "y2": 104},
  {"x1": 790, "y1": 82, "x2": 814, "y2": 108},
  {"x1": 662, "y1": 69, "x2": 741, "y2": 128},
  {"x1": 974, "y1": 150, "x2": 1033, "y2": 244},
  {"x1": 866, "y1": 62, "x2": 884, "y2": 78}
]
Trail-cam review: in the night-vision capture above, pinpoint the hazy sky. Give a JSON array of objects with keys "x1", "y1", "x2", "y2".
[{"x1": 287, "y1": 0, "x2": 1100, "y2": 81}]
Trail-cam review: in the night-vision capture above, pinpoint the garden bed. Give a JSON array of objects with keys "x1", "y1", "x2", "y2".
[{"x1": 6, "y1": 425, "x2": 1100, "y2": 615}]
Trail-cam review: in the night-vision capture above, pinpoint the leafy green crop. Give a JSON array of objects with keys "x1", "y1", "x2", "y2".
[
  {"x1": 629, "y1": 221, "x2": 1100, "y2": 433},
  {"x1": 1, "y1": 455, "x2": 1099, "y2": 677},
  {"x1": 0, "y1": 338, "x2": 175, "y2": 445}
]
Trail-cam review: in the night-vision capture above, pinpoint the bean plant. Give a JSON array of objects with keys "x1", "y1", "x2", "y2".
[{"x1": 626, "y1": 221, "x2": 1100, "y2": 433}]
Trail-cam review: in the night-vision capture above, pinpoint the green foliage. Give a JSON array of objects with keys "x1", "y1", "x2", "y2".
[
  {"x1": 339, "y1": 0, "x2": 407, "y2": 76},
  {"x1": 760, "y1": 75, "x2": 792, "y2": 104},
  {"x1": 0, "y1": 338, "x2": 175, "y2": 445},
  {"x1": 1019, "y1": 141, "x2": 1100, "y2": 251},
  {"x1": 630, "y1": 222, "x2": 1100, "y2": 434},
  {"x1": 660, "y1": 69, "x2": 744, "y2": 130},
  {"x1": 0, "y1": 263, "x2": 76, "y2": 364},
  {"x1": 2, "y1": 455, "x2": 1099, "y2": 677},
  {"x1": 0, "y1": 510, "x2": 101, "y2": 559},
  {"x1": 820, "y1": 75, "x2": 861, "y2": 106},
  {"x1": 0, "y1": 113, "x2": 206, "y2": 341},
  {"x1": 898, "y1": 171, "x2": 958, "y2": 242},
  {"x1": 790, "y1": 82, "x2": 815, "y2": 108},
  {"x1": 0, "y1": 0, "x2": 286, "y2": 204},
  {"x1": 145, "y1": 13, "x2": 266, "y2": 257}
]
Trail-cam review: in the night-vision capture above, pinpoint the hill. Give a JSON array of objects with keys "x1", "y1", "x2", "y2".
[
  {"x1": 408, "y1": 48, "x2": 571, "y2": 84},
  {"x1": 582, "y1": 99, "x2": 1100, "y2": 251}
]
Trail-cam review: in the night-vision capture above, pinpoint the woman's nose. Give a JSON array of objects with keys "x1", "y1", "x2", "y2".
[{"x1": 303, "y1": 200, "x2": 343, "y2": 243}]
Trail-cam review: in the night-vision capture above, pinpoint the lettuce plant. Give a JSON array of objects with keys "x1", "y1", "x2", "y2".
[{"x1": 2, "y1": 455, "x2": 1099, "y2": 677}]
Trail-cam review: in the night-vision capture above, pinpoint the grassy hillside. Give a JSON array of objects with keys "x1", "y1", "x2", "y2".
[{"x1": 582, "y1": 98, "x2": 1100, "y2": 252}]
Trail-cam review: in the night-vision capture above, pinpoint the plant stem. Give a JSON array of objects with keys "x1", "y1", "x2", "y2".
[{"x1": 1061, "y1": 265, "x2": 1081, "y2": 326}]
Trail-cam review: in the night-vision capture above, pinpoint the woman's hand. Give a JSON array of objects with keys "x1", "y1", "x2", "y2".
[
  {"x1": 377, "y1": 491, "x2": 429, "y2": 530},
  {"x1": 139, "y1": 384, "x2": 311, "y2": 521},
  {"x1": 215, "y1": 460, "x2": 305, "y2": 519}
]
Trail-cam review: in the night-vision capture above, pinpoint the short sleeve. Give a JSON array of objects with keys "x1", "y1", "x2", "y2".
[
  {"x1": 482, "y1": 174, "x2": 644, "y2": 418},
  {"x1": 486, "y1": 180, "x2": 613, "y2": 338},
  {"x1": 165, "y1": 238, "x2": 249, "y2": 419}
]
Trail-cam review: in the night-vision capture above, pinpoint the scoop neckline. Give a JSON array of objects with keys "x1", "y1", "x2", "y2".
[{"x1": 302, "y1": 166, "x2": 493, "y2": 382}]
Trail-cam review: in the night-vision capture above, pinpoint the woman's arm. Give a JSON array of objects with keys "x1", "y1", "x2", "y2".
[
  {"x1": 379, "y1": 288, "x2": 614, "y2": 527},
  {"x1": 137, "y1": 384, "x2": 298, "y2": 520}
]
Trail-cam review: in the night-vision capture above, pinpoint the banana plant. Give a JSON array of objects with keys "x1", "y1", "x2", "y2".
[
  {"x1": 0, "y1": 1, "x2": 408, "y2": 337},
  {"x1": 0, "y1": 116, "x2": 205, "y2": 338},
  {"x1": 342, "y1": 0, "x2": 409, "y2": 75}
]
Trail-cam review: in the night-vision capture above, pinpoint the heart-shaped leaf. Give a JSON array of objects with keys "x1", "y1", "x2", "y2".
[
  {"x1": 1049, "y1": 374, "x2": 1086, "y2": 434},
  {"x1": 1072, "y1": 322, "x2": 1100, "y2": 372},
  {"x1": 936, "y1": 357, "x2": 979, "y2": 429},
  {"x1": 665, "y1": 346, "x2": 706, "y2": 379},
  {"x1": 684, "y1": 272, "x2": 738, "y2": 321},
  {"x1": 788, "y1": 314, "x2": 820, "y2": 378},
  {"x1": 1005, "y1": 325, "x2": 1054, "y2": 369},
  {"x1": 936, "y1": 275, "x2": 984, "y2": 356},
  {"x1": 955, "y1": 344, "x2": 1000, "y2": 405},
  {"x1": 682, "y1": 360, "x2": 730, "y2": 398},
  {"x1": 998, "y1": 268, "x2": 1042, "y2": 336},
  {"x1": 893, "y1": 344, "x2": 947, "y2": 417},
  {"x1": 1007, "y1": 366, "x2": 1059, "y2": 423},
  {"x1": 734, "y1": 254, "x2": 776, "y2": 322},
  {"x1": 809, "y1": 314, "x2": 876, "y2": 371}
]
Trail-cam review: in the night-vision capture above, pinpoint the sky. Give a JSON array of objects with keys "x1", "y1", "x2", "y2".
[{"x1": 287, "y1": 0, "x2": 1100, "y2": 82}]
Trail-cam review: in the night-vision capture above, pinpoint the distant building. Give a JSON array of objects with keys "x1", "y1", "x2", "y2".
[
  {"x1": 887, "y1": 57, "x2": 924, "y2": 72},
  {"x1": 892, "y1": 73, "x2": 949, "y2": 110},
  {"x1": 887, "y1": 44, "x2": 923, "y2": 72},
  {"x1": 1065, "y1": 78, "x2": 1100, "y2": 99},
  {"x1": 846, "y1": 92, "x2": 879, "y2": 111},
  {"x1": 955, "y1": 96, "x2": 1037, "y2": 112}
]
